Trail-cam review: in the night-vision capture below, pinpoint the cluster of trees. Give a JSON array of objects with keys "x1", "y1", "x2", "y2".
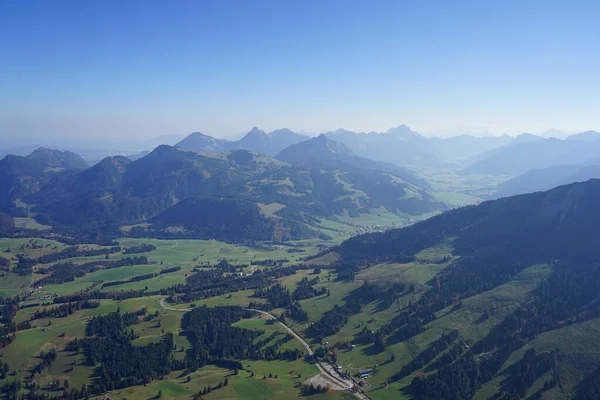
[
  {"x1": 0, "y1": 211, "x2": 14, "y2": 237},
  {"x1": 308, "y1": 302, "x2": 361, "y2": 340},
  {"x1": 411, "y1": 348, "x2": 557, "y2": 400},
  {"x1": 407, "y1": 260, "x2": 600, "y2": 399},
  {"x1": 302, "y1": 383, "x2": 329, "y2": 395},
  {"x1": 81, "y1": 333, "x2": 174, "y2": 394},
  {"x1": 170, "y1": 265, "x2": 301, "y2": 303},
  {"x1": 61, "y1": 308, "x2": 173, "y2": 394},
  {"x1": 388, "y1": 331, "x2": 459, "y2": 382},
  {"x1": 0, "y1": 379, "x2": 21, "y2": 400},
  {"x1": 292, "y1": 276, "x2": 326, "y2": 301},
  {"x1": 498, "y1": 349, "x2": 556, "y2": 398},
  {"x1": 31, "y1": 349, "x2": 57, "y2": 376},
  {"x1": 123, "y1": 243, "x2": 156, "y2": 254},
  {"x1": 182, "y1": 306, "x2": 260, "y2": 367},
  {"x1": 20, "y1": 245, "x2": 122, "y2": 266},
  {"x1": 0, "y1": 359, "x2": 9, "y2": 379},
  {"x1": 250, "y1": 258, "x2": 289, "y2": 266},
  {"x1": 411, "y1": 352, "x2": 479, "y2": 400},
  {"x1": 288, "y1": 303, "x2": 308, "y2": 322},
  {"x1": 0, "y1": 296, "x2": 19, "y2": 348},
  {"x1": 101, "y1": 272, "x2": 156, "y2": 288},
  {"x1": 0, "y1": 320, "x2": 31, "y2": 338},
  {"x1": 52, "y1": 289, "x2": 148, "y2": 304},
  {"x1": 35, "y1": 256, "x2": 148, "y2": 285},
  {"x1": 85, "y1": 311, "x2": 140, "y2": 337},
  {"x1": 575, "y1": 367, "x2": 600, "y2": 400},
  {"x1": 254, "y1": 284, "x2": 292, "y2": 308},
  {"x1": 180, "y1": 306, "x2": 301, "y2": 371},
  {"x1": 252, "y1": 277, "x2": 326, "y2": 320},
  {"x1": 159, "y1": 266, "x2": 181, "y2": 274},
  {"x1": 308, "y1": 281, "x2": 404, "y2": 340},
  {"x1": 30, "y1": 300, "x2": 99, "y2": 321},
  {"x1": 197, "y1": 377, "x2": 229, "y2": 396},
  {"x1": 0, "y1": 296, "x2": 19, "y2": 324},
  {"x1": 0, "y1": 334, "x2": 15, "y2": 349},
  {"x1": 169, "y1": 268, "x2": 261, "y2": 303},
  {"x1": 0, "y1": 379, "x2": 90, "y2": 400}
]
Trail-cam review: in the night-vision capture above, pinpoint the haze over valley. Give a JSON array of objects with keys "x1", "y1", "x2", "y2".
[{"x1": 1, "y1": 1, "x2": 600, "y2": 400}]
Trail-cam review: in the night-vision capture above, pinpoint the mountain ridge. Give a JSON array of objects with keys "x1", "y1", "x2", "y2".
[{"x1": 5, "y1": 145, "x2": 447, "y2": 242}]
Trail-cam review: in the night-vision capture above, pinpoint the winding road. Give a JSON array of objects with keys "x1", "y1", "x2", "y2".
[{"x1": 158, "y1": 298, "x2": 368, "y2": 399}]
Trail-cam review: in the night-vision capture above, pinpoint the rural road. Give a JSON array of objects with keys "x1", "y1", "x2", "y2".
[{"x1": 159, "y1": 298, "x2": 368, "y2": 399}]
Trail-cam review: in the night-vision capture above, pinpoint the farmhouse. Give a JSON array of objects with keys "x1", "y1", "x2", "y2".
[{"x1": 358, "y1": 368, "x2": 373, "y2": 379}]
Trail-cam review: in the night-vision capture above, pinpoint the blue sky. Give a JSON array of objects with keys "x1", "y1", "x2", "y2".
[{"x1": 1, "y1": 0, "x2": 599, "y2": 142}]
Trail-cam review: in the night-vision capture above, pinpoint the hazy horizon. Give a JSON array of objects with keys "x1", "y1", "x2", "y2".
[
  {"x1": 1, "y1": 0, "x2": 599, "y2": 143},
  {"x1": 0, "y1": 124, "x2": 590, "y2": 151}
]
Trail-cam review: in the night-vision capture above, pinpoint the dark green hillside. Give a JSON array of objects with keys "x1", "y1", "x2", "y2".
[
  {"x1": 323, "y1": 178, "x2": 600, "y2": 399},
  {"x1": 0, "y1": 149, "x2": 90, "y2": 213},
  {"x1": 0, "y1": 155, "x2": 47, "y2": 211},
  {"x1": 0, "y1": 211, "x2": 14, "y2": 236},
  {"x1": 148, "y1": 196, "x2": 313, "y2": 242},
  {"x1": 75, "y1": 156, "x2": 131, "y2": 190},
  {"x1": 337, "y1": 178, "x2": 600, "y2": 265}
]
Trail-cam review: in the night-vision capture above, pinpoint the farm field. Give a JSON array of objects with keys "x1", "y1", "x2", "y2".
[
  {"x1": 1, "y1": 226, "x2": 597, "y2": 400},
  {"x1": 0, "y1": 235, "x2": 364, "y2": 399}
]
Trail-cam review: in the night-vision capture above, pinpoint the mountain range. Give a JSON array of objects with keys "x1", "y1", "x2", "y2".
[
  {"x1": 464, "y1": 131, "x2": 600, "y2": 176},
  {"x1": 174, "y1": 125, "x2": 529, "y2": 169},
  {"x1": 175, "y1": 125, "x2": 600, "y2": 171},
  {"x1": 175, "y1": 127, "x2": 309, "y2": 157},
  {"x1": 493, "y1": 163, "x2": 600, "y2": 198}
]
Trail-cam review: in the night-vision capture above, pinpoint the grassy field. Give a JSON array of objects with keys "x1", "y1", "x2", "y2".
[
  {"x1": 0, "y1": 241, "x2": 352, "y2": 400},
  {"x1": 87, "y1": 361, "x2": 351, "y2": 400},
  {"x1": 13, "y1": 217, "x2": 52, "y2": 231},
  {"x1": 417, "y1": 169, "x2": 509, "y2": 201},
  {"x1": 2, "y1": 229, "x2": 585, "y2": 400},
  {"x1": 13, "y1": 237, "x2": 328, "y2": 298}
]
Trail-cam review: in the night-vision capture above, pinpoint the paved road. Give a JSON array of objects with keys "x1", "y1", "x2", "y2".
[{"x1": 159, "y1": 298, "x2": 368, "y2": 399}]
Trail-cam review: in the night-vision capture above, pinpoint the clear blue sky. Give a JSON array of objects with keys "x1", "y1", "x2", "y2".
[{"x1": 1, "y1": 0, "x2": 599, "y2": 142}]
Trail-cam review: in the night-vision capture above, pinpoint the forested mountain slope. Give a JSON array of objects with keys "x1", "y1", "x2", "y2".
[
  {"x1": 1, "y1": 145, "x2": 447, "y2": 243},
  {"x1": 26, "y1": 147, "x2": 88, "y2": 170},
  {"x1": 319, "y1": 179, "x2": 600, "y2": 399},
  {"x1": 0, "y1": 148, "x2": 88, "y2": 213}
]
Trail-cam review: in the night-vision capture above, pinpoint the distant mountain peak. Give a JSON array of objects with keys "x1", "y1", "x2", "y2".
[
  {"x1": 26, "y1": 147, "x2": 88, "y2": 170},
  {"x1": 175, "y1": 132, "x2": 228, "y2": 153},
  {"x1": 176, "y1": 128, "x2": 308, "y2": 157},
  {"x1": 333, "y1": 128, "x2": 356, "y2": 135},
  {"x1": 385, "y1": 125, "x2": 426, "y2": 142},
  {"x1": 275, "y1": 135, "x2": 355, "y2": 164},
  {"x1": 246, "y1": 127, "x2": 267, "y2": 136},
  {"x1": 566, "y1": 130, "x2": 600, "y2": 141},
  {"x1": 269, "y1": 128, "x2": 295, "y2": 135}
]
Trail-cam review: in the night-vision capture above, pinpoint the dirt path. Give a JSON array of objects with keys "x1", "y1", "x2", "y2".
[{"x1": 159, "y1": 298, "x2": 368, "y2": 398}]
